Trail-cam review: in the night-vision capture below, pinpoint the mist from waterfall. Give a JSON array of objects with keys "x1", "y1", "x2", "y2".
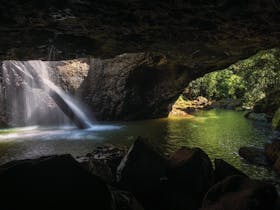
[{"x1": 1, "y1": 60, "x2": 93, "y2": 128}]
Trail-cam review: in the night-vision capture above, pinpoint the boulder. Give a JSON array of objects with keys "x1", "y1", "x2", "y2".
[
  {"x1": 201, "y1": 175, "x2": 279, "y2": 210},
  {"x1": 165, "y1": 147, "x2": 214, "y2": 210},
  {"x1": 167, "y1": 147, "x2": 213, "y2": 193},
  {"x1": 238, "y1": 146, "x2": 269, "y2": 166},
  {"x1": 213, "y1": 159, "x2": 248, "y2": 183},
  {"x1": 117, "y1": 137, "x2": 167, "y2": 194},
  {"x1": 0, "y1": 154, "x2": 114, "y2": 210},
  {"x1": 265, "y1": 141, "x2": 280, "y2": 163}
]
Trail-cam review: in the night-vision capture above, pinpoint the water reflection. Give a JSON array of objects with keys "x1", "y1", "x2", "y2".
[{"x1": 0, "y1": 109, "x2": 278, "y2": 181}]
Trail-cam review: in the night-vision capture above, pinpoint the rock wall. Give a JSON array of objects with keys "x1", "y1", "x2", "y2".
[{"x1": 79, "y1": 53, "x2": 193, "y2": 120}]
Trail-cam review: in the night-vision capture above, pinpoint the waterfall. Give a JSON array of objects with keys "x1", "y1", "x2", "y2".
[{"x1": 1, "y1": 60, "x2": 93, "y2": 129}]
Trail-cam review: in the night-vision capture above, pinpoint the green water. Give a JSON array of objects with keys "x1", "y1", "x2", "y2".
[{"x1": 0, "y1": 109, "x2": 278, "y2": 181}]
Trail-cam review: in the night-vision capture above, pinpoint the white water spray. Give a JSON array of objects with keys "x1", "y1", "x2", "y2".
[{"x1": 1, "y1": 60, "x2": 93, "y2": 128}]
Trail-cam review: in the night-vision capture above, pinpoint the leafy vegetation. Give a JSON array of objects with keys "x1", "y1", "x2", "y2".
[{"x1": 184, "y1": 48, "x2": 280, "y2": 109}]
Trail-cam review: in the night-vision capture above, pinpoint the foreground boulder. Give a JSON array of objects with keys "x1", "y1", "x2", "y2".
[
  {"x1": 213, "y1": 159, "x2": 248, "y2": 183},
  {"x1": 165, "y1": 147, "x2": 214, "y2": 210},
  {"x1": 116, "y1": 137, "x2": 167, "y2": 197},
  {"x1": 201, "y1": 175, "x2": 279, "y2": 210},
  {"x1": 117, "y1": 138, "x2": 215, "y2": 210},
  {"x1": 0, "y1": 154, "x2": 113, "y2": 210}
]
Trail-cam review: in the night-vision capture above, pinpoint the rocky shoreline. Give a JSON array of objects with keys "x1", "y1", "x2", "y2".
[{"x1": 0, "y1": 137, "x2": 279, "y2": 210}]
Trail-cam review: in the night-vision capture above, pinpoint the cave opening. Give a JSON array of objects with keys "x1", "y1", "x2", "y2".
[{"x1": 0, "y1": 1, "x2": 279, "y2": 209}]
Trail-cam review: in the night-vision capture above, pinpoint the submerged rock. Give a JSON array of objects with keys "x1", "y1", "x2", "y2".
[
  {"x1": 245, "y1": 112, "x2": 268, "y2": 122},
  {"x1": 211, "y1": 98, "x2": 242, "y2": 110},
  {"x1": 0, "y1": 154, "x2": 114, "y2": 210},
  {"x1": 201, "y1": 175, "x2": 279, "y2": 210},
  {"x1": 239, "y1": 146, "x2": 270, "y2": 166}
]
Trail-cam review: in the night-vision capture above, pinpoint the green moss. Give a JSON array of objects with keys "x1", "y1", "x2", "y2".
[{"x1": 272, "y1": 108, "x2": 280, "y2": 130}]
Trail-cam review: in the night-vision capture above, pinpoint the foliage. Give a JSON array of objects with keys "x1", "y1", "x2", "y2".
[{"x1": 184, "y1": 48, "x2": 280, "y2": 109}]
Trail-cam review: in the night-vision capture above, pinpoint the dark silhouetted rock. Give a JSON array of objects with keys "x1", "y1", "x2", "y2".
[
  {"x1": 239, "y1": 146, "x2": 269, "y2": 166},
  {"x1": 165, "y1": 147, "x2": 214, "y2": 210},
  {"x1": 201, "y1": 175, "x2": 278, "y2": 210},
  {"x1": 273, "y1": 197, "x2": 280, "y2": 210},
  {"x1": 0, "y1": 154, "x2": 114, "y2": 210},
  {"x1": 112, "y1": 189, "x2": 145, "y2": 210},
  {"x1": 116, "y1": 137, "x2": 168, "y2": 210},
  {"x1": 117, "y1": 136, "x2": 167, "y2": 194},
  {"x1": 265, "y1": 141, "x2": 280, "y2": 163},
  {"x1": 213, "y1": 159, "x2": 248, "y2": 183}
]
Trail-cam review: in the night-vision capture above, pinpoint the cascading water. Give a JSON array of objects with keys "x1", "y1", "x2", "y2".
[{"x1": 1, "y1": 60, "x2": 93, "y2": 129}]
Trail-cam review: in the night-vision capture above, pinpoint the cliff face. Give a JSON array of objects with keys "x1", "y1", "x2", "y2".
[
  {"x1": 78, "y1": 53, "x2": 193, "y2": 120},
  {"x1": 0, "y1": 0, "x2": 279, "y2": 121}
]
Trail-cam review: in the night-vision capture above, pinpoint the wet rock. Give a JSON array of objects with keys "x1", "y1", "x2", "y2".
[
  {"x1": 165, "y1": 147, "x2": 214, "y2": 210},
  {"x1": 201, "y1": 175, "x2": 279, "y2": 210},
  {"x1": 245, "y1": 112, "x2": 268, "y2": 122},
  {"x1": 213, "y1": 159, "x2": 248, "y2": 183},
  {"x1": 0, "y1": 154, "x2": 114, "y2": 210},
  {"x1": 265, "y1": 141, "x2": 280, "y2": 163},
  {"x1": 239, "y1": 146, "x2": 270, "y2": 166},
  {"x1": 117, "y1": 137, "x2": 167, "y2": 192}
]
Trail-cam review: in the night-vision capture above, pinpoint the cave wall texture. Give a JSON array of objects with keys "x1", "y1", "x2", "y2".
[{"x1": 0, "y1": 0, "x2": 279, "y2": 120}]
